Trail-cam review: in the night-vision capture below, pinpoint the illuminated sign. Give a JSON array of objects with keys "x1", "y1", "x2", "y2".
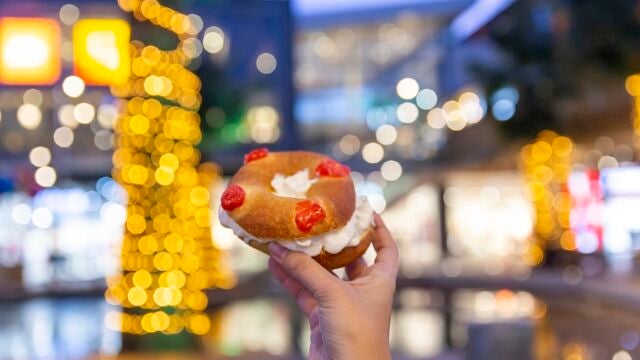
[
  {"x1": 0, "y1": 17, "x2": 61, "y2": 85},
  {"x1": 73, "y1": 19, "x2": 130, "y2": 85},
  {"x1": 568, "y1": 170, "x2": 603, "y2": 253}
]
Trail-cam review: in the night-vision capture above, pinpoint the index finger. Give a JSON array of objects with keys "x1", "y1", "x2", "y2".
[{"x1": 372, "y1": 213, "x2": 399, "y2": 275}]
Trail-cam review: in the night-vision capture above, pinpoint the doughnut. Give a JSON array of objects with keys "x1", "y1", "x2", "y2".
[{"x1": 218, "y1": 148, "x2": 374, "y2": 269}]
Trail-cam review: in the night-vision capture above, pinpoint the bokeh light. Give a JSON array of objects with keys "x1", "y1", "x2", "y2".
[
  {"x1": 59, "y1": 4, "x2": 80, "y2": 25},
  {"x1": 17, "y1": 104, "x2": 42, "y2": 130},
  {"x1": 381, "y1": 160, "x2": 403, "y2": 181},
  {"x1": 23, "y1": 89, "x2": 43, "y2": 106},
  {"x1": 34, "y1": 166, "x2": 57, "y2": 187},
  {"x1": 53, "y1": 127, "x2": 74, "y2": 148},
  {"x1": 256, "y1": 52, "x2": 277, "y2": 74},
  {"x1": 376, "y1": 124, "x2": 398, "y2": 145},
  {"x1": 62, "y1": 75, "x2": 85, "y2": 98},
  {"x1": 203, "y1": 26, "x2": 225, "y2": 54},
  {"x1": 416, "y1": 89, "x2": 437, "y2": 110},
  {"x1": 339, "y1": 134, "x2": 361, "y2": 155},
  {"x1": 492, "y1": 99, "x2": 516, "y2": 121},
  {"x1": 31, "y1": 207, "x2": 53, "y2": 228},
  {"x1": 29, "y1": 146, "x2": 51, "y2": 167},
  {"x1": 362, "y1": 142, "x2": 385, "y2": 163},
  {"x1": 396, "y1": 77, "x2": 420, "y2": 100},
  {"x1": 397, "y1": 102, "x2": 419, "y2": 124},
  {"x1": 426, "y1": 108, "x2": 447, "y2": 129},
  {"x1": 73, "y1": 103, "x2": 95, "y2": 124}
]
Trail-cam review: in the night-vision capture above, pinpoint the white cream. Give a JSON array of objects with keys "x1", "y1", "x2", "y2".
[
  {"x1": 218, "y1": 196, "x2": 373, "y2": 256},
  {"x1": 270, "y1": 169, "x2": 317, "y2": 198}
]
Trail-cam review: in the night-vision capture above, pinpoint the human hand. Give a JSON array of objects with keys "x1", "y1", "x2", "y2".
[{"x1": 268, "y1": 213, "x2": 399, "y2": 360}]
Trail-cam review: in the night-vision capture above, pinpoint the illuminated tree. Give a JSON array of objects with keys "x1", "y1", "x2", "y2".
[{"x1": 105, "y1": 0, "x2": 233, "y2": 338}]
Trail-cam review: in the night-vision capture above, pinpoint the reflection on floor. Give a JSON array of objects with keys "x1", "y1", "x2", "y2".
[{"x1": 1, "y1": 285, "x2": 639, "y2": 359}]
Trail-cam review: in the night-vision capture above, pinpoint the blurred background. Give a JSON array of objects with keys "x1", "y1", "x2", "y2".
[{"x1": 1, "y1": 0, "x2": 640, "y2": 359}]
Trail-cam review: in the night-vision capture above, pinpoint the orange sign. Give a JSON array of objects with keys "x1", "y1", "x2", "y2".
[
  {"x1": 73, "y1": 19, "x2": 131, "y2": 86},
  {"x1": 0, "y1": 18, "x2": 61, "y2": 85}
]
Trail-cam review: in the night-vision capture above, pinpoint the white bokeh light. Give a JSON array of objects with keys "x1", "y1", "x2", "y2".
[
  {"x1": 396, "y1": 78, "x2": 419, "y2": 100},
  {"x1": 397, "y1": 102, "x2": 419, "y2": 124},
  {"x1": 62, "y1": 75, "x2": 85, "y2": 98},
  {"x1": 29, "y1": 146, "x2": 52, "y2": 167},
  {"x1": 17, "y1": 104, "x2": 42, "y2": 130},
  {"x1": 362, "y1": 142, "x2": 384, "y2": 164},
  {"x1": 34, "y1": 166, "x2": 57, "y2": 187},
  {"x1": 32, "y1": 207, "x2": 54, "y2": 228},
  {"x1": 381, "y1": 160, "x2": 403, "y2": 181},
  {"x1": 376, "y1": 125, "x2": 398, "y2": 145}
]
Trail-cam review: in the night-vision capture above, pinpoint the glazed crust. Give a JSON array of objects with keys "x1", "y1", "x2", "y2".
[
  {"x1": 248, "y1": 227, "x2": 374, "y2": 270},
  {"x1": 226, "y1": 151, "x2": 356, "y2": 240}
]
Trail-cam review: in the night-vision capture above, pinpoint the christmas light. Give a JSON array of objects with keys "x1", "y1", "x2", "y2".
[
  {"x1": 107, "y1": 1, "x2": 233, "y2": 336},
  {"x1": 521, "y1": 130, "x2": 574, "y2": 265}
]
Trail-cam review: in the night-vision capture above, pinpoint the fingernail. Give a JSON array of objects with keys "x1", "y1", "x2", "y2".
[{"x1": 269, "y1": 243, "x2": 287, "y2": 262}]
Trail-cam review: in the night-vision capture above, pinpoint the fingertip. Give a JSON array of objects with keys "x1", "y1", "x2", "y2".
[
  {"x1": 372, "y1": 212, "x2": 386, "y2": 229},
  {"x1": 269, "y1": 242, "x2": 288, "y2": 262}
]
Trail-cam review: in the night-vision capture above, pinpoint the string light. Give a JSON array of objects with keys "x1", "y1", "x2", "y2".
[
  {"x1": 521, "y1": 131, "x2": 574, "y2": 265},
  {"x1": 108, "y1": 0, "x2": 233, "y2": 336},
  {"x1": 626, "y1": 74, "x2": 640, "y2": 156}
]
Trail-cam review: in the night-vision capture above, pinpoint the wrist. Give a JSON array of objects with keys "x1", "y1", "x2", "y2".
[{"x1": 350, "y1": 334, "x2": 391, "y2": 360}]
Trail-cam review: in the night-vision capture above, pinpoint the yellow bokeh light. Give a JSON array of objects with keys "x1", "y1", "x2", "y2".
[
  {"x1": 552, "y1": 136, "x2": 573, "y2": 157},
  {"x1": 155, "y1": 166, "x2": 175, "y2": 185},
  {"x1": 128, "y1": 286, "x2": 148, "y2": 306},
  {"x1": 531, "y1": 141, "x2": 553, "y2": 162},
  {"x1": 138, "y1": 235, "x2": 158, "y2": 255},
  {"x1": 126, "y1": 214, "x2": 147, "y2": 234},
  {"x1": 128, "y1": 164, "x2": 149, "y2": 184},
  {"x1": 165, "y1": 269, "x2": 186, "y2": 288},
  {"x1": 164, "y1": 234, "x2": 184, "y2": 253},
  {"x1": 0, "y1": 18, "x2": 61, "y2": 85},
  {"x1": 189, "y1": 186, "x2": 210, "y2": 206},
  {"x1": 525, "y1": 245, "x2": 544, "y2": 266},
  {"x1": 188, "y1": 313, "x2": 210, "y2": 335},
  {"x1": 159, "y1": 153, "x2": 180, "y2": 170},
  {"x1": 626, "y1": 74, "x2": 640, "y2": 97},
  {"x1": 132, "y1": 269, "x2": 153, "y2": 289},
  {"x1": 141, "y1": 313, "x2": 155, "y2": 333},
  {"x1": 153, "y1": 251, "x2": 174, "y2": 271},
  {"x1": 73, "y1": 19, "x2": 130, "y2": 85},
  {"x1": 151, "y1": 311, "x2": 170, "y2": 331},
  {"x1": 130, "y1": 114, "x2": 150, "y2": 134}
]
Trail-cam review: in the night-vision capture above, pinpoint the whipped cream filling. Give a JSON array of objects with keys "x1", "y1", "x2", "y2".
[
  {"x1": 218, "y1": 196, "x2": 373, "y2": 256},
  {"x1": 270, "y1": 169, "x2": 317, "y2": 198}
]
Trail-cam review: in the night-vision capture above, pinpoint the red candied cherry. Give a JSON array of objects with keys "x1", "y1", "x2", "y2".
[
  {"x1": 295, "y1": 200, "x2": 326, "y2": 232},
  {"x1": 244, "y1": 148, "x2": 269, "y2": 164},
  {"x1": 221, "y1": 185, "x2": 245, "y2": 211},
  {"x1": 315, "y1": 159, "x2": 350, "y2": 177}
]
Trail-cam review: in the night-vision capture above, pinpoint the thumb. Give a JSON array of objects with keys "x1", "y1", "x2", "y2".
[{"x1": 269, "y1": 243, "x2": 340, "y2": 301}]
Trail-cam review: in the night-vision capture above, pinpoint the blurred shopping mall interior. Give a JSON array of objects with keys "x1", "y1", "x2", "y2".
[{"x1": 1, "y1": 0, "x2": 640, "y2": 359}]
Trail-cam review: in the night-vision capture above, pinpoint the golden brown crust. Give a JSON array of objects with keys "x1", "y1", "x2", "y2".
[
  {"x1": 247, "y1": 227, "x2": 374, "y2": 270},
  {"x1": 226, "y1": 151, "x2": 356, "y2": 240}
]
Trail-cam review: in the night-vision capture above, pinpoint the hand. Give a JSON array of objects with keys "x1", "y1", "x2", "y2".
[{"x1": 268, "y1": 213, "x2": 399, "y2": 360}]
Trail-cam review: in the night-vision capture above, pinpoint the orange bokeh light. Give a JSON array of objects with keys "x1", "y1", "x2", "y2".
[
  {"x1": 0, "y1": 17, "x2": 61, "y2": 85},
  {"x1": 73, "y1": 19, "x2": 131, "y2": 86}
]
